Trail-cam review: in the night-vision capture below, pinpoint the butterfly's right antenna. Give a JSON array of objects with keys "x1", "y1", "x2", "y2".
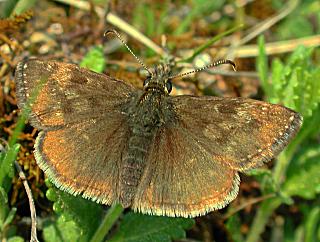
[
  {"x1": 104, "y1": 30, "x2": 152, "y2": 76},
  {"x1": 169, "y1": 59, "x2": 236, "y2": 79}
]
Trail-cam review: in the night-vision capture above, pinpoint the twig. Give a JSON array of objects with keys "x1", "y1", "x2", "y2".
[
  {"x1": 53, "y1": 0, "x2": 319, "y2": 61},
  {"x1": 2, "y1": 138, "x2": 38, "y2": 241},
  {"x1": 14, "y1": 160, "x2": 39, "y2": 242},
  {"x1": 225, "y1": 0, "x2": 299, "y2": 59},
  {"x1": 53, "y1": 0, "x2": 164, "y2": 56},
  {"x1": 0, "y1": 33, "x2": 23, "y2": 52},
  {"x1": 106, "y1": 14, "x2": 165, "y2": 56},
  {"x1": 238, "y1": 0, "x2": 299, "y2": 46},
  {"x1": 215, "y1": 35, "x2": 320, "y2": 58},
  {"x1": 223, "y1": 194, "x2": 275, "y2": 220},
  {"x1": 0, "y1": 51, "x2": 15, "y2": 67}
]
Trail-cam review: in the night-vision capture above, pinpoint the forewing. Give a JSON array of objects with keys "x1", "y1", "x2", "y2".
[
  {"x1": 170, "y1": 95, "x2": 302, "y2": 171},
  {"x1": 133, "y1": 123, "x2": 240, "y2": 217},
  {"x1": 14, "y1": 59, "x2": 135, "y2": 130},
  {"x1": 15, "y1": 59, "x2": 136, "y2": 204}
]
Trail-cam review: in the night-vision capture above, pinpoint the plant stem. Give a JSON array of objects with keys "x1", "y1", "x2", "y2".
[
  {"x1": 90, "y1": 204, "x2": 124, "y2": 242},
  {"x1": 53, "y1": 0, "x2": 164, "y2": 56},
  {"x1": 246, "y1": 138, "x2": 302, "y2": 242},
  {"x1": 245, "y1": 151, "x2": 290, "y2": 242},
  {"x1": 272, "y1": 151, "x2": 288, "y2": 185},
  {"x1": 245, "y1": 198, "x2": 282, "y2": 242}
]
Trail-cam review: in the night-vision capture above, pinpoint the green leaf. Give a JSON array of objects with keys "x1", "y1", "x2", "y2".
[
  {"x1": 269, "y1": 58, "x2": 284, "y2": 103},
  {"x1": 43, "y1": 217, "x2": 82, "y2": 242},
  {"x1": 3, "y1": 208, "x2": 17, "y2": 228},
  {"x1": 0, "y1": 144, "x2": 20, "y2": 192},
  {"x1": 156, "y1": 6, "x2": 170, "y2": 36},
  {"x1": 182, "y1": 25, "x2": 243, "y2": 63},
  {"x1": 6, "y1": 236, "x2": 24, "y2": 242},
  {"x1": 0, "y1": 0, "x2": 18, "y2": 18},
  {"x1": 289, "y1": 203, "x2": 320, "y2": 242},
  {"x1": 282, "y1": 144, "x2": 320, "y2": 199},
  {"x1": 258, "y1": 42, "x2": 320, "y2": 121},
  {"x1": 283, "y1": 215, "x2": 296, "y2": 242},
  {"x1": 43, "y1": 183, "x2": 104, "y2": 242},
  {"x1": 305, "y1": 206, "x2": 320, "y2": 242},
  {"x1": 80, "y1": 46, "x2": 106, "y2": 73},
  {"x1": 11, "y1": 0, "x2": 37, "y2": 16},
  {"x1": 275, "y1": 1, "x2": 316, "y2": 40},
  {"x1": 293, "y1": 225, "x2": 304, "y2": 242},
  {"x1": 0, "y1": 186, "x2": 9, "y2": 229},
  {"x1": 109, "y1": 212, "x2": 194, "y2": 242},
  {"x1": 0, "y1": 149, "x2": 18, "y2": 236},
  {"x1": 248, "y1": 36, "x2": 320, "y2": 242},
  {"x1": 281, "y1": 46, "x2": 319, "y2": 117},
  {"x1": 226, "y1": 214, "x2": 244, "y2": 242},
  {"x1": 132, "y1": 2, "x2": 163, "y2": 56},
  {"x1": 257, "y1": 36, "x2": 270, "y2": 98}
]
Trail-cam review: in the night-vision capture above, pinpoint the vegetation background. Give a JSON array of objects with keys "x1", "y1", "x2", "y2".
[{"x1": 0, "y1": 0, "x2": 319, "y2": 241}]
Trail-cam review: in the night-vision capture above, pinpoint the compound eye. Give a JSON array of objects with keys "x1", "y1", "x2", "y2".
[{"x1": 166, "y1": 80, "x2": 172, "y2": 93}]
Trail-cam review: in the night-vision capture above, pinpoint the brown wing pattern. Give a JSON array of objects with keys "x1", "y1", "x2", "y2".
[
  {"x1": 34, "y1": 116, "x2": 129, "y2": 204},
  {"x1": 15, "y1": 59, "x2": 135, "y2": 203},
  {"x1": 15, "y1": 59, "x2": 302, "y2": 217},
  {"x1": 133, "y1": 123, "x2": 240, "y2": 217},
  {"x1": 132, "y1": 95, "x2": 301, "y2": 217},
  {"x1": 169, "y1": 95, "x2": 302, "y2": 171},
  {"x1": 15, "y1": 59, "x2": 134, "y2": 130}
]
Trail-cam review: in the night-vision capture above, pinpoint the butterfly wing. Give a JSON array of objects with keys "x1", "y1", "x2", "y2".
[
  {"x1": 15, "y1": 59, "x2": 135, "y2": 204},
  {"x1": 35, "y1": 118, "x2": 129, "y2": 204},
  {"x1": 15, "y1": 59, "x2": 134, "y2": 129},
  {"x1": 133, "y1": 95, "x2": 302, "y2": 217},
  {"x1": 170, "y1": 95, "x2": 302, "y2": 171},
  {"x1": 133, "y1": 124, "x2": 240, "y2": 217}
]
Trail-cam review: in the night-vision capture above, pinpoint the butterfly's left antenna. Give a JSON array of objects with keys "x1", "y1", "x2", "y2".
[
  {"x1": 169, "y1": 59, "x2": 236, "y2": 79},
  {"x1": 104, "y1": 30, "x2": 152, "y2": 76}
]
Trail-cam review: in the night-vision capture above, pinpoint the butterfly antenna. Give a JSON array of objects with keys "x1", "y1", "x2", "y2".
[
  {"x1": 169, "y1": 59, "x2": 236, "y2": 79},
  {"x1": 104, "y1": 30, "x2": 151, "y2": 75}
]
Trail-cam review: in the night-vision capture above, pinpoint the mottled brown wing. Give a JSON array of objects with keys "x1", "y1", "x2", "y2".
[
  {"x1": 34, "y1": 118, "x2": 129, "y2": 204},
  {"x1": 133, "y1": 122, "x2": 240, "y2": 217},
  {"x1": 15, "y1": 59, "x2": 134, "y2": 130},
  {"x1": 132, "y1": 95, "x2": 302, "y2": 217},
  {"x1": 15, "y1": 59, "x2": 135, "y2": 204},
  {"x1": 169, "y1": 95, "x2": 302, "y2": 171}
]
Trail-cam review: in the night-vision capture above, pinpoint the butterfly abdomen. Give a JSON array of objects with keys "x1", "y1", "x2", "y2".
[
  {"x1": 119, "y1": 134, "x2": 152, "y2": 207},
  {"x1": 119, "y1": 92, "x2": 173, "y2": 207}
]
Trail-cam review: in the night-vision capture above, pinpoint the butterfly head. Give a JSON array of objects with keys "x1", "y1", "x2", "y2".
[{"x1": 143, "y1": 63, "x2": 172, "y2": 94}]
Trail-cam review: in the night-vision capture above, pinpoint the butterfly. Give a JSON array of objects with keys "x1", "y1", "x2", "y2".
[{"x1": 14, "y1": 40, "x2": 302, "y2": 218}]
